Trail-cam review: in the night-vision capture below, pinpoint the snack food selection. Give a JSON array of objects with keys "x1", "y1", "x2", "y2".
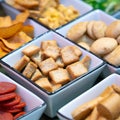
[
  {"x1": 5, "y1": 0, "x2": 80, "y2": 29},
  {"x1": 71, "y1": 84, "x2": 120, "y2": 120},
  {"x1": 0, "y1": 10, "x2": 34, "y2": 58},
  {"x1": 0, "y1": 82, "x2": 26, "y2": 120},
  {"x1": 67, "y1": 20, "x2": 120, "y2": 66},
  {"x1": 13, "y1": 40, "x2": 91, "y2": 92}
]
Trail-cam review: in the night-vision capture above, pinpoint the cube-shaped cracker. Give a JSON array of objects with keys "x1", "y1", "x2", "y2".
[
  {"x1": 22, "y1": 45, "x2": 40, "y2": 57},
  {"x1": 30, "y1": 50, "x2": 44, "y2": 66},
  {"x1": 40, "y1": 40, "x2": 58, "y2": 50},
  {"x1": 43, "y1": 46, "x2": 60, "y2": 60},
  {"x1": 66, "y1": 61, "x2": 88, "y2": 79},
  {"x1": 39, "y1": 57, "x2": 58, "y2": 75},
  {"x1": 31, "y1": 69, "x2": 43, "y2": 81},
  {"x1": 61, "y1": 46, "x2": 81, "y2": 65},
  {"x1": 13, "y1": 55, "x2": 30, "y2": 72},
  {"x1": 49, "y1": 68, "x2": 70, "y2": 85},
  {"x1": 56, "y1": 57, "x2": 64, "y2": 68},
  {"x1": 35, "y1": 77, "x2": 52, "y2": 92},
  {"x1": 22, "y1": 61, "x2": 37, "y2": 79}
]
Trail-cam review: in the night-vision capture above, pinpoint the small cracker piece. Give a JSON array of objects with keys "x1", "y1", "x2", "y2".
[
  {"x1": 61, "y1": 46, "x2": 81, "y2": 66},
  {"x1": 43, "y1": 45, "x2": 60, "y2": 60},
  {"x1": 31, "y1": 69, "x2": 43, "y2": 81},
  {"x1": 80, "y1": 55, "x2": 91, "y2": 69},
  {"x1": 49, "y1": 68, "x2": 70, "y2": 85},
  {"x1": 22, "y1": 61, "x2": 37, "y2": 79},
  {"x1": 35, "y1": 77, "x2": 52, "y2": 92},
  {"x1": 40, "y1": 40, "x2": 58, "y2": 50},
  {"x1": 22, "y1": 45, "x2": 40, "y2": 57},
  {"x1": 56, "y1": 57, "x2": 64, "y2": 68},
  {"x1": 39, "y1": 57, "x2": 58, "y2": 75},
  {"x1": 13, "y1": 55, "x2": 30, "y2": 72},
  {"x1": 30, "y1": 50, "x2": 44, "y2": 66},
  {"x1": 66, "y1": 61, "x2": 88, "y2": 79},
  {"x1": 51, "y1": 83, "x2": 62, "y2": 92}
]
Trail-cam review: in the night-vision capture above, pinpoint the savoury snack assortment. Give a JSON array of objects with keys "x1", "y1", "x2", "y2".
[
  {"x1": 0, "y1": 82, "x2": 26, "y2": 120},
  {"x1": 0, "y1": 10, "x2": 34, "y2": 58},
  {"x1": 13, "y1": 40, "x2": 91, "y2": 92}
]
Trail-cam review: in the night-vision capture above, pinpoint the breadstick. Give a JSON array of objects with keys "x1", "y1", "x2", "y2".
[
  {"x1": 71, "y1": 96, "x2": 103, "y2": 120},
  {"x1": 97, "y1": 92, "x2": 120, "y2": 120}
]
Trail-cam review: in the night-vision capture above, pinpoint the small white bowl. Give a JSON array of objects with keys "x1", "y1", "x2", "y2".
[
  {"x1": 57, "y1": 73, "x2": 120, "y2": 120},
  {"x1": 0, "y1": 31, "x2": 105, "y2": 118},
  {"x1": 56, "y1": 9, "x2": 120, "y2": 77},
  {"x1": 0, "y1": 72, "x2": 46, "y2": 120}
]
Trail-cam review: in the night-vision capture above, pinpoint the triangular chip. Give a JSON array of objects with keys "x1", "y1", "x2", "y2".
[
  {"x1": 0, "y1": 16, "x2": 12, "y2": 27},
  {"x1": 0, "y1": 22, "x2": 23, "y2": 39},
  {"x1": 0, "y1": 37, "x2": 21, "y2": 50},
  {"x1": 0, "y1": 41, "x2": 11, "y2": 52},
  {"x1": 13, "y1": 10, "x2": 30, "y2": 24}
]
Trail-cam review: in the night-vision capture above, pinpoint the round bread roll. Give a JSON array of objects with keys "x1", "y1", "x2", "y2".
[
  {"x1": 67, "y1": 22, "x2": 88, "y2": 42},
  {"x1": 90, "y1": 37, "x2": 118, "y2": 56},
  {"x1": 87, "y1": 21, "x2": 96, "y2": 40},
  {"x1": 93, "y1": 21, "x2": 107, "y2": 39},
  {"x1": 105, "y1": 20, "x2": 120, "y2": 38}
]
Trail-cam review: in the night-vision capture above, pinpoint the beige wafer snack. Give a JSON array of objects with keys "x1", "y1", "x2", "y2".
[
  {"x1": 105, "y1": 20, "x2": 120, "y2": 38},
  {"x1": 67, "y1": 22, "x2": 88, "y2": 42},
  {"x1": 87, "y1": 21, "x2": 96, "y2": 40},
  {"x1": 90, "y1": 37, "x2": 118, "y2": 57},
  {"x1": 22, "y1": 45, "x2": 40, "y2": 57},
  {"x1": 13, "y1": 55, "x2": 30, "y2": 72},
  {"x1": 92, "y1": 21, "x2": 107, "y2": 39},
  {"x1": 104, "y1": 45, "x2": 120, "y2": 66},
  {"x1": 22, "y1": 61, "x2": 37, "y2": 78}
]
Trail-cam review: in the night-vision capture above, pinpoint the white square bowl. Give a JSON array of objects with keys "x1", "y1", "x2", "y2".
[
  {"x1": 0, "y1": 31, "x2": 105, "y2": 118},
  {"x1": 3, "y1": 0, "x2": 93, "y2": 29},
  {"x1": 0, "y1": 72, "x2": 46, "y2": 120},
  {"x1": 0, "y1": 2, "x2": 49, "y2": 39},
  {"x1": 56, "y1": 9, "x2": 120, "y2": 77},
  {"x1": 57, "y1": 73, "x2": 120, "y2": 120}
]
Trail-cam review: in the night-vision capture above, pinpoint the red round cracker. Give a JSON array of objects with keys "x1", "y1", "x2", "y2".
[
  {"x1": 0, "y1": 111, "x2": 13, "y2": 120},
  {"x1": 14, "y1": 111, "x2": 26, "y2": 119},
  {"x1": 2, "y1": 95, "x2": 21, "y2": 107},
  {"x1": 12, "y1": 102, "x2": 26, "y2": 109},
  {"x1": 0, "y1": 82, "x2": 16, "y2": 95},
  {"x1": 0, "y1": 92, "x2": 16, "y2": 102}
]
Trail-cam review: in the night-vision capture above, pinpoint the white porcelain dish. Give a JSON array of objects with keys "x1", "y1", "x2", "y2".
[
  {"x1": 57, "y1": 73, "x2": 120, "y2": 120},
  {"x1": 0, "y1": 31, "x2": 105, "y2": 118},
  {"x1": 56, "y1": 9, "x2": 120, "y2": 77},
  {"x1": 0, "y1": 72, "x2": 46, "y2": 120}
]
